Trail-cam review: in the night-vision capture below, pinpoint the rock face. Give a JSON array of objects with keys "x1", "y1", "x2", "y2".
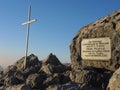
[
  {"x1": 14, "y1": 54, "x2": 41, "y2": 70},
  {"x1": 69, "y1": 67, "x2": 113, "y2": 89},
  {"x1": 107, "y1": 67, "x2": 120, "y2": 90},
  {"x1": 41, "y1": 53, "x2": 67, "y2": 74},
  {"x1": 0, "y1": 53, "x2": 80, "y2": 90},
  {"x1": 0, "y1": 53, "x2": 114, "y2": 90},
  {"x1": 70, "y1": 10, "x2": 120, "y2": 71}
]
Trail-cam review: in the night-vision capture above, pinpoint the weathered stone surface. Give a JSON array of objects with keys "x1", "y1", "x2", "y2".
[
  {"x1": 0, "y1": 54, "x2": 73, "y2": 89},
  {"x1": 42, "y1": 53, "x2": 63, "y2": 66},
  {"x1": 0, "y1": 52, "x2": 114, "y2": 89},
  {"x1": 14, "y1": 54, "x2": 41, "y2": 70},
  {"x1": 69, "y1": 67, "x2": 113, "y2": 89},
  {"x1": 26, "y1": 73, "x2": 46, "y2": 89},
  {"x1": 43, "y1": 73, "x2": 70, "y2": 89},
  {"x1": 40, "y1": 64, "x2": 67, "y2": 74},
  {"x1": 70, "y1": 10, "x2": 120, "y2": 71},
  {"x1": 46, "y1": 82, "x2": 81, "y2": 90},
  {"x1": 5, "y1": 84, "x2": 32, "y2": 90},
  {"x1": 40, "y1": 53, "x2": 67, "y2": 74},
  {"x1": 14, "y1": 71, "x2": 26, "y2": 83},
  {"x1": 107, "y1": 67, "x2": 120, "y2": 90},
  {"x1": 3, "y1": 65, "x2": 17, "y2": 76}
]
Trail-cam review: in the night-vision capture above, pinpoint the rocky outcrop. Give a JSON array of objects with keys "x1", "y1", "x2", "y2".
[
  {"x1": 14, "y1": 54, "x2": 41, "y2": 71},
  {"x1": 70, "y1": 10, "x2": 120, "y2": 71},
  {"x1": 0, "y1": 53, "x2": 115, "y2": 90},
  {"x1": 0, "y1": 53, "x2": 79, "y2": 90},
  {"x1": 40, "y1": 53, "x2": 67, "y2": 74},
  {"x1": 107, "y1": 67, "x2": 120, "y2": 90},
  {"x1": 46, "y1": 82, "x2": 81, "y2": 90},
  {"x1": 69, "y1": 67, "x2": 113, "y2": 89},
  {"x1": 42, "y1": 53, "x2": 62, "y2": 66}
]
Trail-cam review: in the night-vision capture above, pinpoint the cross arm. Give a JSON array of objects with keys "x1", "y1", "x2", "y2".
[{"x1": 22, "y1": 19, "x2": 37, "y2": 26}]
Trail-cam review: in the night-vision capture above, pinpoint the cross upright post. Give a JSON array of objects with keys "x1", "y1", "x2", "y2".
[{"x1": 22, "y1": 5, "x2": 36, "y2": 69}]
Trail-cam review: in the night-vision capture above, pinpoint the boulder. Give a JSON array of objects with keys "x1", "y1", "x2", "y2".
[
  {"x1": 69, "y1": 67, "x2": 113, "y2": 89},
  {"x1": 107, "y1": 67, "x2": 120, "y2": 90},
  {"x1": 70, "y1": 10, "x2": 120, "y2": 71}
]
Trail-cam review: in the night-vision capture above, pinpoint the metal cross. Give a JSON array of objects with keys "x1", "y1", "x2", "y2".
[{"x1": 22, "y1": 5, "x2": 36, "y2": 69}]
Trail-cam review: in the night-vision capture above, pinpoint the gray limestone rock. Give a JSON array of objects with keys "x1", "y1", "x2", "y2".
[
  {"x1": 107, "y1": 67, "x2": 120, "y2": 90},
  {"x1": 26, "y1": 73, "x2": 46, "y2": 89},
  {"x1": 69, "y1": 67, "x2": 113, "y2": 89},
  {"x1": 46, "y1": 82, "x2": 81, "y2": 90},
  {"x1": 40, "y1": 53, "x2": 67, "y2": 74},
  {"x1": 5, "y1": 84, "x2": 32, "y2": 90},
  {"x1": 42, "y1": 53, "x2": 63, "y2": 66},
  {"x1": 15, "y1": 54, "x2": 41, "y2": 70},
  {"x1": 70, "y1": 10, "x2": 120, "y2": 71},
  {"x1": 43, "y1": 73, "x2": 70, "y2": 89}
]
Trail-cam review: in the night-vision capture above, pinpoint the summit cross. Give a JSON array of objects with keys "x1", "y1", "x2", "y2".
[{"x1": 22, "y1": 5, "x2": 37, "y2": 69}]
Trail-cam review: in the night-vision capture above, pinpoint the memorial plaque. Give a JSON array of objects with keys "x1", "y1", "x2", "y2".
[{"x1": 81, "y1": 37, "x2": 111, "y2": 60}]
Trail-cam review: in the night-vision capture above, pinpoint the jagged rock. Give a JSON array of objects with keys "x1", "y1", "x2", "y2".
[
  {"x1": 4, "y1": 76, "x2": 20, "y2": 86},
  {"x1": 69, "y1": 67, "x2": 113, "y2": 89},
  {"x1": 3, "y1": 65, "x2": 17, "y2": 76},
  {"x1": 0, "y1": 54, "x2": 72, "y2": 89},
  {"x1": 0, "y1": 79, "x2": 4, "y2": 87},
  {"x1": 0, "y1": 54, "x2": 42, "y2": 88},
  {"x1": 15, "y1": 54, "x2": 41, "y2": 70},
  {"x1": 14, "y1": 71, "x2": 26, "y2": 84},
  {"x1": 5, "y1": 84, "x2": 32, "y2": 90},
  {"x1": 46, "y1": 82, "x2": 81, "y2": 90},
  {"x1": 40, "y1": 53, "x2": 67, "y2": 74},
  {"x1": 40, "y1": 64, "x2": 67, "y2": 74},
  {"x1": 0, "y1": 51, "x2": 114, "y2": 89},
  {"x1": 23, "y1": 65, "x2": 41, "y2": 77},
  {"x1": 107, "y1": 67, "x2": 120, "y2": 90},
  {"x1": 42, "y1": 53, "x2": 62, "y2": 66},
  {"x1": 43, "y1": 73, "x2": 70, "y2": 89},
  {"x1": 3, "y1": 70, "x2": 18, "y2": 86},
  {"x1": 70, "y1": 10, "x2": 120, "y2": 71},
  {"x1": 80, "y1": 84, "x2": 102, "y2": 90},
  {"x1": 26, "y1": 73, "x2": 46, "y2": 89},
  {"x1": 40, "y1": 64, "x2": 54, "y2": 74}
]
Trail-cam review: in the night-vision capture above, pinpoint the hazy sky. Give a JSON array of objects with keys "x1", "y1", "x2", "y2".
[{"x1": 0, "y1": 0, "x2": 120, "y2": 67}]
